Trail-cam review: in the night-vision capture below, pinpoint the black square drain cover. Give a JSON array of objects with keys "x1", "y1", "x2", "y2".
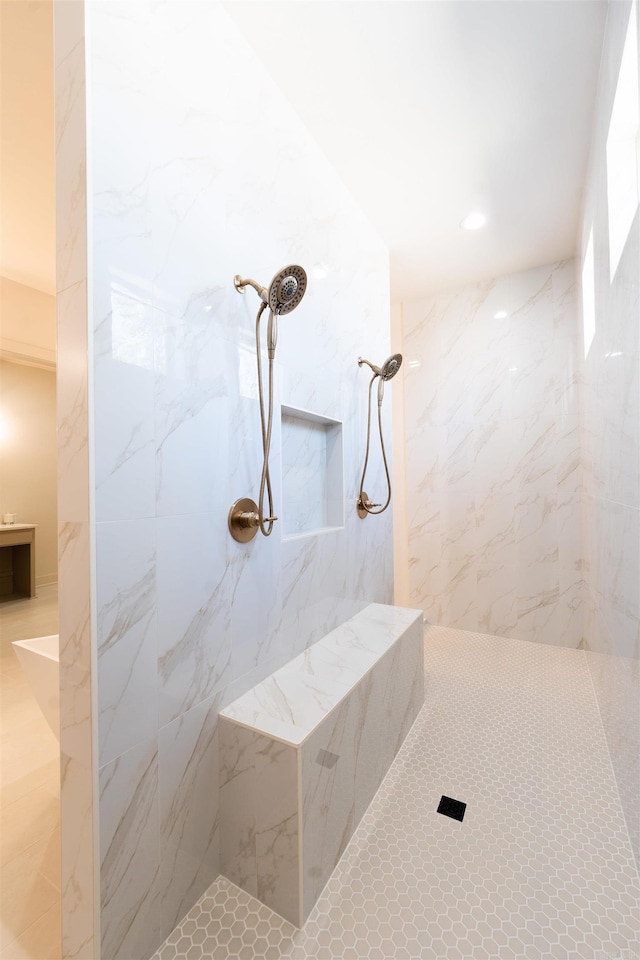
[{"x1": 437, "y1": 795, "x2": 466, "y2": 821}]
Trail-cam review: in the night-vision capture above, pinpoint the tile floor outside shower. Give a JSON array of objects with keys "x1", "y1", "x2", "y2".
[
  {"x1": 154, "y1": 626, "x2": 640, "y2": 960},
  {"x1": 0, "y1": 584, "x2": 60, "y2": 960}
]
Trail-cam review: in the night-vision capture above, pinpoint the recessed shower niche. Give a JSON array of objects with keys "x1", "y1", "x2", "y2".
[{"x1": 280, "y1": 405, "x2": 344, "y2": 538}]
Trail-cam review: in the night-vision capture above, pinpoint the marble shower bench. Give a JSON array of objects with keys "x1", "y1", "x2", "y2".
[{"x1": 219, "y1": 602, "x2": 424, "y2": 926}]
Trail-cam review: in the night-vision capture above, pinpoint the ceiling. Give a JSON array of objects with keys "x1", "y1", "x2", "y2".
[
  {"x1": 0, "y1": 1, "x2": 607, "y2": 302},
  {"x1": 224, "y1": 0, "x2": 608, "y2": 301}
]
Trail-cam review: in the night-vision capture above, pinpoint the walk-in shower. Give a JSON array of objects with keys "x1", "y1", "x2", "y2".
[
  {"x1": 228, "y1": 265, "x2": 307, "y2": 542},
  {"x1": 357, "y1": 353, "x2": 402, "y2": 517}
]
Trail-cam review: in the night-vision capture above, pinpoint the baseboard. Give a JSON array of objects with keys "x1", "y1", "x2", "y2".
[{"x1": 36, "y1": 574, "x2": 58, "y2": 587}]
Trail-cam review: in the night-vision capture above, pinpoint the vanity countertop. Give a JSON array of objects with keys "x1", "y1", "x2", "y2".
[{"x1": 0, "y1": 524, "x2": 37, "y2": 531}]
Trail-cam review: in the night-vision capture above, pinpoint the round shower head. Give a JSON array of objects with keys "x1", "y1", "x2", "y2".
[
  {"x1": 380, "y1": 353, "x2": 403, "y2": 380},
  {"x1": 268, "y1": 265, "x2": 307, "y2": 315}
]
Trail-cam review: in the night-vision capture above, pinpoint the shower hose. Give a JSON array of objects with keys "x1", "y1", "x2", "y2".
[
  {"x1": 255, "y1": 301, "x2": 276, "y2": 536},
  {"x1": 359, "y1": 374, "x2": 392, "y2": 515}
]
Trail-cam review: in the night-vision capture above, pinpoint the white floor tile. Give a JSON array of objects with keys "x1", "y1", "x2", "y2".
[{"x1": 152, "y1": 625, "x2": 640, "y2": 960}]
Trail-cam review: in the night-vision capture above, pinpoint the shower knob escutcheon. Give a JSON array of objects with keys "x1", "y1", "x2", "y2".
[
  {"x1": 357, "y1": 492, "x2": 381, "y2": 518},
  {"x1": 228, "y1": 498, "x2": 260, "y2": 543},
  {"x1": 228, "y1": 498, "x2": 278, "y2": 543}
]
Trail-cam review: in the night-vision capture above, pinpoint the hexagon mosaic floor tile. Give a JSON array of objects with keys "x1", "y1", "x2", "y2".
[{"x1": 152, "y1": 626, "x2": 640, "y2": 960}]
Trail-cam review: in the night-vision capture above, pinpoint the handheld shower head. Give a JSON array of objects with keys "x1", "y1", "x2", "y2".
[
  {"x1": 376, "y1": 354, "x2": 402, "y2": 403},
  {"x1": 380, "y1": 353, "x2": 402, "y2": 381},
  {"x1": 267, "y1": 264, "x2": 307, "y2": 315},
  {"x1": 358, "y1": 353, "x2": 403, "y2": 381}
]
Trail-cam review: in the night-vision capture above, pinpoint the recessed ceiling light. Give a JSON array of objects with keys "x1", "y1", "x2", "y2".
[
  {"x1": 494, "y1": 310, "x2": 508, "y2": 319},
  {"x1": 460, "y1": 211, "x2": 486, "y2": 231}
]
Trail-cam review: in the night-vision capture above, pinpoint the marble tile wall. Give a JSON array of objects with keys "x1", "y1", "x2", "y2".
[
  {"x1": 219, "y1": 723, "x2": 299, "y2": 923},
  {"x1": 56, "y1": 2, "x2": 393, "y2": 958},
  {"x1": 401, "y1": 0, "x2": 639, "y2": 869},
  {"x1": 403, "y1": 260, "x2": 583, "y2": 648},
  {"x1": 301, "y1": 619, "x2": 424, "y2": 920},
  {"x1": 578, "y1": 0, "x2": 639, "y2": 868},
  {"x1": 281, "y1": 413, "x2": 332, "y2": 537},
  {"x1": 54, "y1": 2, "x2": 97, "y2": 958},
  {"x1": 218, "y1": 604, "x2": 424, "y2": 927}
]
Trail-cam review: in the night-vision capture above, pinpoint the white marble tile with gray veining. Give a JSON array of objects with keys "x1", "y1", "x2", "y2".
[
  {"x1": 301, "y1": 693, "x2": 356, "y2": 920},
  {"x1": 94, "y1": 298, "x2": 156, "y2": 522},
  {"x1": 157, "y1": 513, "x2": 234, "y2": 726},
  {"x1": 302, "y1": 610, "x2": 423, "y2": 920},
  {"x1": 97, "y1": 518, "x2": 158, "y2": 765},
  {"x1": 57, "y1": 281, "x2": 89, "y2": 524},
  {"x1": 281, "y1": 414, "x2": 328, "y2": 536},
  {"x1": 55, "y1": 0, "x2": 84, "y2": 69},
  {"x1": 230, "y1": 534, "x2": 284, "y2": 686},
  {"x1": 58, "y1": 521, "x2": 92, "y2": 762},
  {"x1": 154, "y1": 320, "x2": 230, "y2": 517},
  {"x1": 219, "y1": 720, "x2": 258, "y2": 898},
  {"x1": 55, "y1": 37, "x2": 87, "y2": 293},
  {"x1": 255, "y1": 736, "x2": 299, "y2": 925},
  {"x1": 61, "y1": 750, "x2": 96, "y2": 960},
  {"x1": 220, "y1": 605, "x2": 423, "y2": 927},
  {"x1": 405, "y1": 260, "x2": 583, "y2": 646},
  {"x1": 158, "y1": 694, "x2": 221, "y2": 940},
  {"x1": 99, "y1": 737, "x2": 161, "y2": 960},
  {"x1": 288, "y1": 530, "x2": 350, "y2": 659},
  {"x1": 82, "y1": 1, "x2": 394, "y2": 955},
  {"x1": 221, "y1": 604, "x2": 422, "y2": 745}
]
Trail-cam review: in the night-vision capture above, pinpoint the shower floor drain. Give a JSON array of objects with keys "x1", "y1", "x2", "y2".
[{"x1": 437, "y1": 795, "x2": 466, "y2": 821}]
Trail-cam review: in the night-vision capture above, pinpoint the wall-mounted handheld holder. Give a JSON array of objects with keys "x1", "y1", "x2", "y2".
[
  {"x1": 228, "y1": 265, "x2": 307, "y2": 543},
  {"x1": 356, "y1": 353, "x2": 402, "y2": 518}
]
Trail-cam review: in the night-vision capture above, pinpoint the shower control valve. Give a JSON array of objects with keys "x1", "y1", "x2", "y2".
[
  {"x1": 228, "y1": 497, "x2": 278, "y2": 542},
  {"x1": 356, "y1": 492, "x2": 381, "y2": 518}
]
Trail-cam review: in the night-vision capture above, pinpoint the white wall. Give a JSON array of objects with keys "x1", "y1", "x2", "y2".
[
  {"x1": 579, "y1": 0, "x2": 639, "y2": 866},
  {"x1": 0, "y1": 0, "x2": 55, "y2": 295},
  {"x1": 0, "y1": 360, "x2": 58, "y2": 584},
  {"x1": 55, "y1": 3, "x2": 393, "y2": 958},
  {"x1": 0, "y1": 277, "x2": 56, "y2": 367},
  {"x1": 402, "y1": 260, "x2": 583, "y2": 648},
  {"x1": 0, "y1": 280, "x2": 57, "y2": 584}
]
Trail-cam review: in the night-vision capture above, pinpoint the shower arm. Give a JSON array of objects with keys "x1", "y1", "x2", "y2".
[
  {"x1": 358, "y1": 356, "x2": 381, "y2": 376},
  {"x1": 234, "y1": 275, "x2": 269, "y2": 302}
]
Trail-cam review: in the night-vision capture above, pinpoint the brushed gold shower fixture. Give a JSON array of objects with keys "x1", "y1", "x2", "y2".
[
  {"x1": 356, "y1": 353, "x2": 403, "y2": 518},
  {"x1": 228, "y1": 498, "x2": 276, "y2": 543},
  {"x1": 356, "y1": 492, "x2": 381, "y2": 519},
  {"x1": 228, "y1": 265, "x2": 307, "y2": 543}
]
